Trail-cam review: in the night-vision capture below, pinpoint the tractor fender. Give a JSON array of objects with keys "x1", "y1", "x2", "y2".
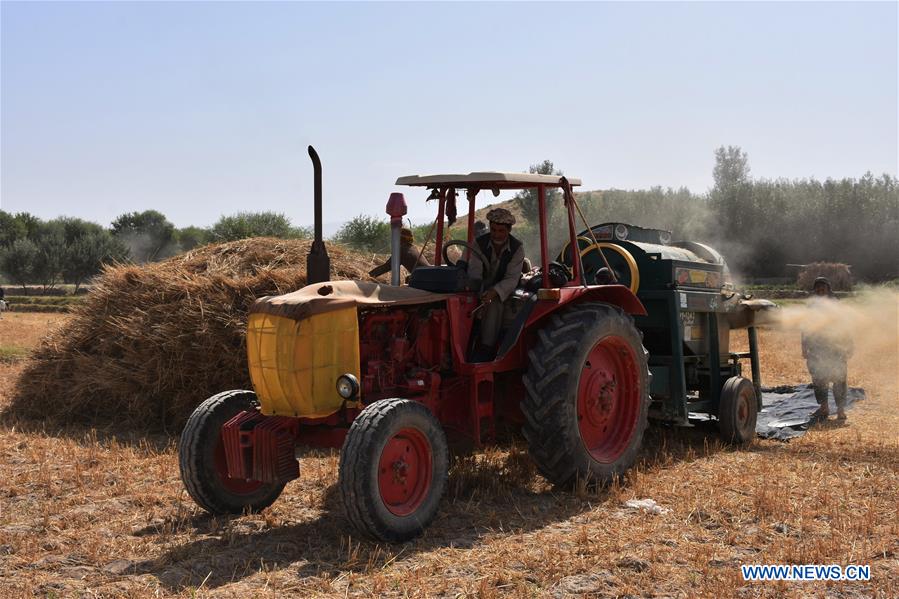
[
  {"x1": 566, "y1": 284, "x2": 647, "y2": 316},
  {"x1": 519, "y1": 284, "x2": 646, "y2": 341}
]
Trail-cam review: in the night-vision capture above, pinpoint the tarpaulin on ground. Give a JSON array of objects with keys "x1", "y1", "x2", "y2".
[
  {"x1": 688, "y1": 384, "x2": 865, "y2": 441},
  {"x1": 755, "y1": 384, "x2": 866, "y2": 440}
]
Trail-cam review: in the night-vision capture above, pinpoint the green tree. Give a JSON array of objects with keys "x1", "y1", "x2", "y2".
[
  {"x1": 712, "y1": 145, "x2": 750, "y2": 192},
  {"x1": 290, "y1": 225, "x2": 313, "y2": 240},
  {"x1": 0, "y1": 211, "x2": 27, "y2": 248},
  {"x1": 13, "y1": 212, "x2": 41, "y2": 240},
  {"x1": 0, "y1": 238, "x2": 38, "y2": 289},
  {"x1": 175, "y1": 226, "x2": 210, "y2": 251},
  {"x1": 111, "y1": 210, "x2": 176, "y2": 262},
  {"x1": 332, "y1": 215, "x2": 391, "y2": 253},
  {"x1": 708, "y1": 146, "x2": 756, "y2": 272},
  {"x1": 577, "y1": 187, "x2": 709, "y2": 242},
  {"x1": 513, "y1": 160, "x2": 563, "y2": 227},
  {"x1": 209, "y1": 212, "x2": 298, "y2": 242},
  {"x1": 62, "y1": 232, "x2": 129, "y2": 292},
  {"x1": 57, "y1": 217, "x2": 105, "y2": 245},
  {"x1": 31, "y1": 222, "x2": 67, "y2": 290}
]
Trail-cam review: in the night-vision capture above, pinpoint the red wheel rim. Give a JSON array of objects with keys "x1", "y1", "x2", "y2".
[
  {"x1": 735, "y1": 385, "x2": 752, "y2": 427},
  {"x1": 378, "y1": 427, "x2": 433, "y2": 517},
  {"x1": 737, "y1": 395, "x2": 749, "y2": 424},
  {"x1": 214, "y1": 437, "x2": 264, "y2": 495},
  {"x1": 577, "y1": 335, "x2": 641, "y2": 463}
]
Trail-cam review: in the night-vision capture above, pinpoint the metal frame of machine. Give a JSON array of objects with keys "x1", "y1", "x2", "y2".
[{"x1": 557, "y1": 223, "x2": 774, "y2": 429}]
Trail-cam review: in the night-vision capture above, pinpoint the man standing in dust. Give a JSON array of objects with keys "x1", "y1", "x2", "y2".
[{"x1": 802, "y1": 276, "x2": 853, "y2": 421}]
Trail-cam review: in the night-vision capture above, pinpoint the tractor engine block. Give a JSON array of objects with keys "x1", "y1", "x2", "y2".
[{"x1": 358, "y1": 307, "x2": 451, "y2": 403}]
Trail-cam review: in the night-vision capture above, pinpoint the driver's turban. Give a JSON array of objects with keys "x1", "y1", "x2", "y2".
[{"x1": 486, "y1": 208, "x2": 516, "y2": 226}]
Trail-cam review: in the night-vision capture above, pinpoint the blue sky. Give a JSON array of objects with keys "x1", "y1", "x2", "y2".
[{"x1": 2, "y1": 1, "x2": 896, "y2": 231}]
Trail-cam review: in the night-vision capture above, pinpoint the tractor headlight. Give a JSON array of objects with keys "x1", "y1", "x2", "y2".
[
  {"x1": 336, "y1": 374, "x2": 359, "y2": 400},
  {"x1": 615, "y1": 224, "x2": 629, "y2": 240}
]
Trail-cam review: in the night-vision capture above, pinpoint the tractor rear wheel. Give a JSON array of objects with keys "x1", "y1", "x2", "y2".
[
  {"x1": 522, "y1": 303, "x2": 650, "y2": 486},
  {"x1": 718, "y1": 376, "x2": 758, "y2": 446},
  {"x1": 339, "y1": 398, "x2": 448, "y2": 543},
  {"x1": 179, "y1": 390, "x2": 286, "y2": 514}
]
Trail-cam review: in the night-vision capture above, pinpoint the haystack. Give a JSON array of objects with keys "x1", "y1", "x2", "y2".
[
  {"x1": 5, "y1": 238, "x2": 377, "y2": 432},
  {"x1": 797, "y1": 262, "x2": 853, "y2": 291}
]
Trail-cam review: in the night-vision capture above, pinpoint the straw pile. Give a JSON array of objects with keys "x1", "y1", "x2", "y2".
[
  {"x1": 797, "y1": 262, "x2": 853, "y2": 291},
  {"x1": 5, "y1": 238, "x2": 376, "y2": 432}
]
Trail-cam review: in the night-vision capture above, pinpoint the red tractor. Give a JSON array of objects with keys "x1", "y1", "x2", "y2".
[{"x1": 179, "y1": 148, "x2": 650, "y2": 542}]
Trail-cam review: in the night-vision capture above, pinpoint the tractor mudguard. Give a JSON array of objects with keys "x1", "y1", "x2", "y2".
[
  {"x1": 573, "y1": 284, "x2": 646, "y2": 316},
  {"x1": 523, "y1": 286, "x2": 646, "y2": 325}
]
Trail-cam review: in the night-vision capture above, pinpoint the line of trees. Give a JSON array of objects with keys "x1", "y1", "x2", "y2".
[
  {"x1": 573, "y1": 147, "x2": 897, "y2": 281},
  {"x1": 336, "y1": 147, "x2": 897, "y2": 282},
  {"x1": 3, "y1": 147, "x2": 896, "y2": 288},
  {"x1": 0, "y1": 213, "x2": 129, "y2": 291},
  {"x1": 0, "y1": 210, "x2": 312, "y2": 290}
]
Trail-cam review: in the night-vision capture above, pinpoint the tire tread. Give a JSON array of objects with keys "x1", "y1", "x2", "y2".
[{"x1": 521, "y1": 302, "x2": 651, "y2": 486}]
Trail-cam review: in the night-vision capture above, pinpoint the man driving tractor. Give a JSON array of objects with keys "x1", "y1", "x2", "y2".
[{"x1": 466, "y1": 208, "x2": 525, "y2": 360}]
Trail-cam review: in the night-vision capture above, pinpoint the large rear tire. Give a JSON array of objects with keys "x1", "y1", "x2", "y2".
[
  {"x1": 718, "y1": 376, "x2": 758, "y2": 446},
  {"x1": 339, "y1": 398, "x2": 449, "y2": 543},
  {"x1": 179, "y1": 390, "x2": 286, "y2": 514},
  {"x1": 522, "y1": 303, "x2": 650, "y2": 486}
]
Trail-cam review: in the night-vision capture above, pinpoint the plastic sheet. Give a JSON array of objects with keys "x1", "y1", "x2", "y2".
[
  {"x1": 687, "y1": 384, "x2": 866, "y2": 441},
  {"x1": 755, "y1": 384, "x2": 866, "y2": 440}
]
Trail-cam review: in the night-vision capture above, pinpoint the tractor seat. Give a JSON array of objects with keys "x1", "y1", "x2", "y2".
[{"x1": 408, "y1": 265, "x2": 480, "y2": 293}]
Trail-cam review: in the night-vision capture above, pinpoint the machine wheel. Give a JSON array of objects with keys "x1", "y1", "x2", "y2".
[
  {"x1": 339, "y1": 398, "x2": 448, "y2": 543},
  {"x1": 522, "y1": 302, "x2": 650, "y2": 486},
  {"x1": 179, "y1": 390, "x2": 286, "y2": 514},
  {"x1": 718, "y1": 376, "x2": 758, "y2": 446}
]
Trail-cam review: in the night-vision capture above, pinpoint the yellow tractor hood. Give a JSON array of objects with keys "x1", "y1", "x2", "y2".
[{"x1": 247, "y1": 281, "x2": 450, "y2": 418}]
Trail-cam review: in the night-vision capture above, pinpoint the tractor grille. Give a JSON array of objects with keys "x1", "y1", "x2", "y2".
[{"x1": 221, "y1": 411, "x2": 299, "y2": 484}]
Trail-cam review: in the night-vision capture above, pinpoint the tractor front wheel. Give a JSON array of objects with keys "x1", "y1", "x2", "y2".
[
  {"x1": 718, "y1": 376, "x2": 758, "y2": 446},
  {"x1": 522, "y1": 302, "x2": 650, "y2": 486},
  {"x1": 339, "y1": 398, "x2": 449, "y2": 543},
  {"x1": 179, "y1": 390, "x2": 286, "y2": 514}
]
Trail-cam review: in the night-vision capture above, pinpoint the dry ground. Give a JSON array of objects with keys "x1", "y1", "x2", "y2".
[{"x1": 0, "y1": 310, "x2": 896, "y2": 598}]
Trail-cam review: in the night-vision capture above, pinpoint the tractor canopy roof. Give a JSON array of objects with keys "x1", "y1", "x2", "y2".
[{"x1": 396, "y1": 172, "x2": 581, "y2": 190}]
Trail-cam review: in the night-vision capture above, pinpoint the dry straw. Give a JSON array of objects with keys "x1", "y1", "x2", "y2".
[
  {"x1": 5, "y1": 238, "x2": 376, "y2": 432},
  {"x1": 796, "y1": 262, "x2": 852, "y2": 291}
]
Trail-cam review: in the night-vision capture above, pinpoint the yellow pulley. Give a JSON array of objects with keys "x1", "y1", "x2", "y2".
[{"x1": 578, "y1": 242, "x2": 640, "y2": 294}]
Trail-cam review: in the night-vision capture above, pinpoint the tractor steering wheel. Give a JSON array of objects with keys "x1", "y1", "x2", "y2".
[{"x1": 442, "y1": 240, "x2": 489, "y2": 272}]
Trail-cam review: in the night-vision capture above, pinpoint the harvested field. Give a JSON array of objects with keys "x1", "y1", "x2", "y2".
[
  {"x1": 0, "y1": 312, "x2": 69, "y2": 364},
  {"x1": 3, "y1": 239, "x2": 380, "y2": 431},
  {"x1": 3, "y1": 295, "x2": 84, "y2": 313},
  {"x1": 0, "y1": 292, "x2": 897, "y2": 597}
]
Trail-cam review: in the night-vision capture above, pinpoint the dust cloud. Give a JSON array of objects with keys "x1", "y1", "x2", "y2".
[
  {"x1": 117, "y1": 231, "x2": 180, "y2": 263},
  {"x1": 774, "y1": 287, "x2": 899, "y2": 387}
]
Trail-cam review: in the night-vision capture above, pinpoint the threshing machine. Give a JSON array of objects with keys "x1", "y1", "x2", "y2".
[{"x1": 557, "y1": 223, "x2": 776, "y2": 439}]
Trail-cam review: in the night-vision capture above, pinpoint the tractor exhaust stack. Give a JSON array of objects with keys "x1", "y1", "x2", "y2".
[
  {"x1": 386, "y1": 192, "x2": 408, "y2": 286},
  {"x1": 306, "y1": 145, "x2": 330, "y2": 284}
]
